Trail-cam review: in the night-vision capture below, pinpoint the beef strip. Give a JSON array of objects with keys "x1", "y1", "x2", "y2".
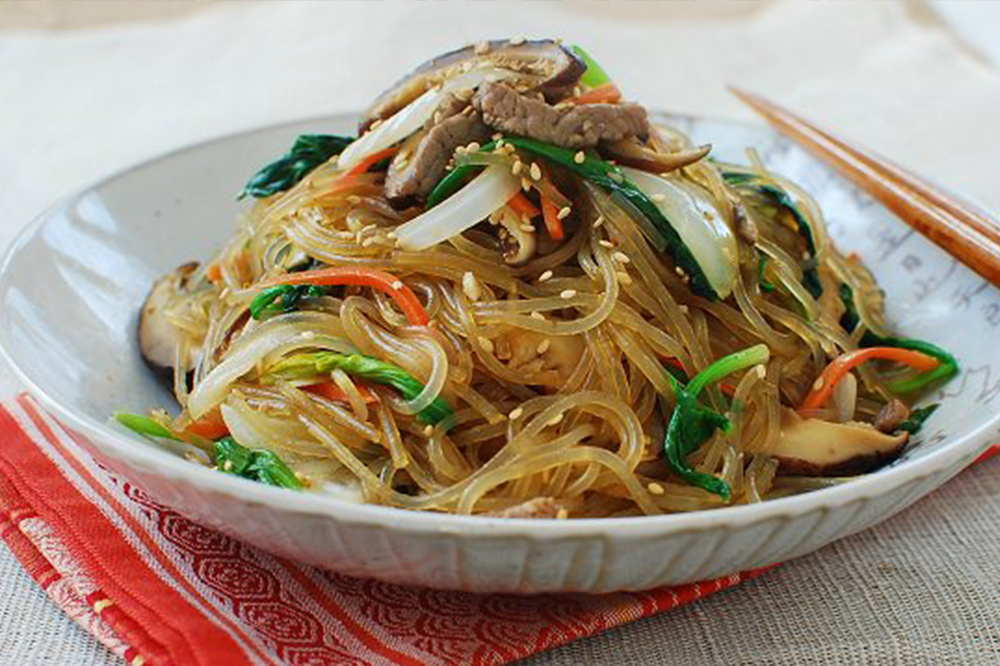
[{"x1": 471, "y1": 81, "x2": 649, "y2": 148}]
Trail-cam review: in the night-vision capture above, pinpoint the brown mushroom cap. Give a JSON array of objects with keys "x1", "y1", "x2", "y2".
[
  {"x1": 771, "y1": 408, "x2": 908, "y2": 476},
  {"x1": 359, "y1": 39, "x2": 586, "y2": 133},
  {"x1": 138, "y1": 262, "x2": 199, "y2": 378}
]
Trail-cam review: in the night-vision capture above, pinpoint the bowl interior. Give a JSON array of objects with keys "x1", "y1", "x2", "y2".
[{"x1": 2, "y1": 113, "x2": 999, "y2": 492}]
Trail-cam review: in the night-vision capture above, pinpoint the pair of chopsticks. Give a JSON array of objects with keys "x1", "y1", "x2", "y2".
[{"x1": 729, "y1": 87, "x2": 1000, "y2": 287}]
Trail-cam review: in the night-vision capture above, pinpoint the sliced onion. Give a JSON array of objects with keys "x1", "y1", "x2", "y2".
[
  {"x1": 188, "y1": 312, "x2": 357, "y2": 418},
  {"x1": 394, "y1": 165, "x2": 520, "y2": 250},
  {"x1": 338, "y1": 67, "x2": 518, "y2": 171},
  {"x1": 622, "y1": 167, "x2": 738, "y2": 299}
]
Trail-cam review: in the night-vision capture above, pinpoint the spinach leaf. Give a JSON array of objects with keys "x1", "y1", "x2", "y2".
[
  {"x1": 249, "y1": 284, "x2": 331, "y2": 319},
  {"x1": 267, "y1": 351, "x2": 454, "y2": 425},
  {"x1": 663, "y1": 344, "x2": 771, "y2": 500},
  {"x1": 214, "y1": 437, "x2": 302, "y2": 490},
  {"x1": 240, "y1": 134, "x2": 354, "y2": 199},
  {"x1": 896, "y1": 404, "x2": 938, "y2": 435}
]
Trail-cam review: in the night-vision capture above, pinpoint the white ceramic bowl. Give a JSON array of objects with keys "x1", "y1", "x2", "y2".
[{"x1": 2, "y1": 113, "x2": 998, "y2": 594}]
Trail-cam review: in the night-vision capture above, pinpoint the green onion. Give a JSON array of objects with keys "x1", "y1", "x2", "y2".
[
  {"x1": 249, "y1": 284, "x2": 331, "y2": 320},
  {"x1": 267, "y1": 351, "x2": 454, "y2": 425},
  {"x1": 115, "y1": 413, "x2": 179, "y2": 440},
  {"x1": 663, "y1": 344, "x2": 771, "y2": 500},
  {"x1": 896, "y1": 404, "x2": 938, "y2": 435},
  {"x1": 569, "y1": 45, "x2": 611, "y2": 88}
]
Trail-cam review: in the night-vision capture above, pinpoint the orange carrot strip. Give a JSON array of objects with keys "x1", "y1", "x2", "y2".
[
  {"x1": 800, "y1": 347, "x2": 940, "y2": 412},
  {"x1": 185, "y1": 408, "x2": 229, "y2": 440},
  {"x1": 343, "y1": 147, "x2": 399, "y2": 178},
  {"x1": 540, "y1": 196, "x2": 565, "y2": 241},
  {"x1": 567, "y1": 83, "x2": 622, "y2": 105},
  {"x1": 257, "y1": 267, "x2": 429, "y2": 326},
  {"x1": 206, "y1": 264, "x2": 222, "y2": 283},
  {"x1": 507, "y1": 192, "x2": 540, "y2": 219},
  {"x1": 302, "y1": 382, "x2": 378, "y2": 404}
]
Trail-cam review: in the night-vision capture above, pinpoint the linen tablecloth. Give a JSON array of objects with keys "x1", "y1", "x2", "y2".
[{"x1": 2, "y1": 1, "x2": 1000, "y2": 664}]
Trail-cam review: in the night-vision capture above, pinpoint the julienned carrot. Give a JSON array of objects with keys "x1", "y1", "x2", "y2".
[
  {"x1": 302, "y1": 381, "x2": 378, "y2": 404},
  {"x1": 800, "y1": 347, "x2": 940, "y2": 412},
  {"x1": 567, "y1": 83, "x2": 622, "y2": 105},
  {"x1": 185, "y1": 408, "x2": 229, "y2": 439},
  {"x1": 342, "y1": 146, "x2": 399, "y2": 178},
  {"x1": 257, "y1": 267, "x2": 429, "y2": 326},
  {"x1": 206, "y1": 264, "x2": 222, "y2": 283},
  {"x1": 507, "y1": 192, "x2": 540, "y2": 220},
  {"x1": 540, "y1": 196, "x2": 565, "y2": 240}
]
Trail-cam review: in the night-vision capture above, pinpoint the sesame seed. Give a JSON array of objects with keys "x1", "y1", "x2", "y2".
[
  {"x1": 613, "y1": 251, "x2": 631, "y2": 264},
  {"x1": 529, "y1": 163, "x2": 542, "y2": 181},
  {"x1": 391, "y1": 280, "x2": 403, "y2": 290},
  {"x1": 509, "y1": 36, "x2": 526, "y2": 46},
  {"x1": 512, "y1": 160, "x2": 523, "y2": 176},
  {"x1": 520, "y1": 223, "x2": 536, "y2": 233},
  {"x1": 599, "y1": 240, "x2": 615, "y2": 249},
  {"x1": 678, "y1": 305, "x2": 689, "y2": 314},
  {"x1": 556, "y1": 508, "x2": 569, "y2": 520},
  {"x1": 530, "y1": 311, "x2": 546, "y2": 321},
  {"x1": 648, "y1": 482, "x2": 665, "y2": 496},
  {"x1": 651, "y1": 193, "x2": 666, "y2": 203},
  {"x1": 557, "y1": 206, "x2": 571, "y2": 220},
  {"x1": 347, "y1": 195, "x2": 362, "y2": 204},
  {"x1": 508, "y1": 407, "x2": 524, "y2": 420},
  {"x1": 223, "y1": 460, "x2": 234, "y2": 472},
  {"x1": 616, "y1": 271, "x2": 633, "y2": 285},
  {"x1": 521, "y1": 178, "x2": 532, "y2": 192},
  {"x1": 560, "y1": 289, "x2": 577, "y2": 299},
  {"x1": 812, "y1": 377, "x2": 825, "y2": 391},
  {"x1": 538, "y1": 270, "x2": 554, "y2": 282},
  {"x1": 462, "y1": 271, "x2": 481, "y2": 301},
  {"x1": 423, "y1": 425, "x2": 434, "y2": 437},
  {"x1": 477, "y1": 336, "x2": 495, "y2": 353},
  {"x1": 574, "y1": 151, "x2": 586, "y2": 164},
  {"x1": 593, "y1": 215, "x2": 605, "y2": 228},
  {"x1": 548, "y1": 413, "x2": 564, "y2": 427},
  {"x1": 386, "y1": 231, "x2": 397, "y2": 239},
  {"x1": 466, "y1": 142, "x2": 481, "y2": 153},
  {"x1": 301, "y1": 330, "x2": 316, "y2": 340},
  {"x1": 756, "y1": 365, "x2": 767, "y2": 379},
  {"x1": 536, "y1": 339, "x2": 551, "y2": 355},
  {"x1": 361, "y1": 237, "x2": 376, "y2": 247}
]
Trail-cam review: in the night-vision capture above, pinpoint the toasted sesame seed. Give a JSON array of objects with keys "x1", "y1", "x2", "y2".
[
  {"x1": 574, "y1": 150, "x2": 586, "y2": 164},
  {"x1": 477, "y1": 336, "x2": 495, "y2": 354},
  {"x1": 536, "y1": 339, "x2": 551, "y2": 355},
  {"x1": 593, "y1": 215, "x2": 605, "y2": 228},
  {"x1": 678, "y1": 305, "x2": 689, "y2": 314},
  {"x1": 512, "y1": 160, "x2": 523, "y2": 176},
  {"x1": 223, "y1": 460, "x2": 234, "y2": 472},
  {"x1": 508, "y1": 407, "x2": 524, "y2": 420},
  {"x1": 391, "y1": 280, "x2": 404, "y2": 290},
  {"x1": 538, "y1": 270, "x2": 554, "y2": 282},
  {"x1": 361, "y1": 237, "x2": 376, "y2": 247},
  {"x1": 530, "y1": 311, "x2": 546, "y2": 321},
  {"x1": 612, "y1": 251, "x2": 631, "y2": 264},
  {"x1": 548, "y1": 413, "x2": 564, "y2": 426},
  {"x1": 466, "y1": 141, "x2": 481, "y2": 153},
  {"x1": 599, "y1": 239, "x2": 615, "y2": 249},
  {"x1": 648, "y1": 482, "x2": 665, "y2": 496},
  {"x1": 560, "y1": 289, "x2": 577, "y2": 299},
  {"x1": 812, "y1": 377, "x2": 825, "y2": 391},
  {"x1": 462, "y1": 271, "x2": 481, "y2": 301},
  {"x1": 423, "y1": 424, "x2": 434, "y2": 437},
  {"x1": 557, "y1": 206, "x2": 571, "y2": 220},
  {"x1": 347, "y1": 195, "x2": 362, "y2": 204},
  {"x1": 556, "y1": 508, "x2": 569, "y2": 520},
  {"x1": 520, "y1": 223, "x2": 536, "y2": 233},
  {"x1": 529, "y1": 163, "x2": 542, "y2": 181},
  {"x1": 756, "y1": 365, "x2": 767, "y2": 379},
  {"x1": 651, "y1": 193, "x2": 666, "y2": 203},
  {"x1": 521, "y1": 178, "x2": 532, "y2": 192},
  {"x1": 386, "y1": 231, "x2": 397, "y2": 239}
]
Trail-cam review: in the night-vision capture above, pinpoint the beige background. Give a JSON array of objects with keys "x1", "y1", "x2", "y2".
[{"x1": 1, "y1": 1, "x2": 999, "y2": 664}]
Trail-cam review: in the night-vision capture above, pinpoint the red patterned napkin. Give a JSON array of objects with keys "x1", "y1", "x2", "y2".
[{"x1": 1, "y1": 393, "x2": 994, "y2": 666}]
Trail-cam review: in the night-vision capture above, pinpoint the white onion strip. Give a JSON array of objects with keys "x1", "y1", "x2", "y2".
[
  {"x1": 394, "y1": 166, "x2": 520, "y2": 250},
  {"x1": 338, "y1": 68, "x2": 519, "y2": 171}
]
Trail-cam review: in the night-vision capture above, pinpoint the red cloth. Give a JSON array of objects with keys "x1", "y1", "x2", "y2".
[{"x1": 0, "y1": 393, "x2": 993, "y2": 666}]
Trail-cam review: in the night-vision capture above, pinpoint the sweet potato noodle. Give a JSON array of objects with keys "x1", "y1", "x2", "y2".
[{"x1": 124, "y1": 40, "x2": 956, "y2": 518}]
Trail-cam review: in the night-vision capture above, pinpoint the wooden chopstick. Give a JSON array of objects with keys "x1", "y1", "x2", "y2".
[{"x1": 729, "y1": 86, "x2": 1000, "y2": 287}]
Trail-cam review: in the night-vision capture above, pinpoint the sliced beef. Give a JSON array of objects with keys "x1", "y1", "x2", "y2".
[
  {"x1": 384, "y1": 105, "x2": 491, "y2": 205},
  {"x1": 472, "y1": 82, "x2": 649, "y2": 149}
]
